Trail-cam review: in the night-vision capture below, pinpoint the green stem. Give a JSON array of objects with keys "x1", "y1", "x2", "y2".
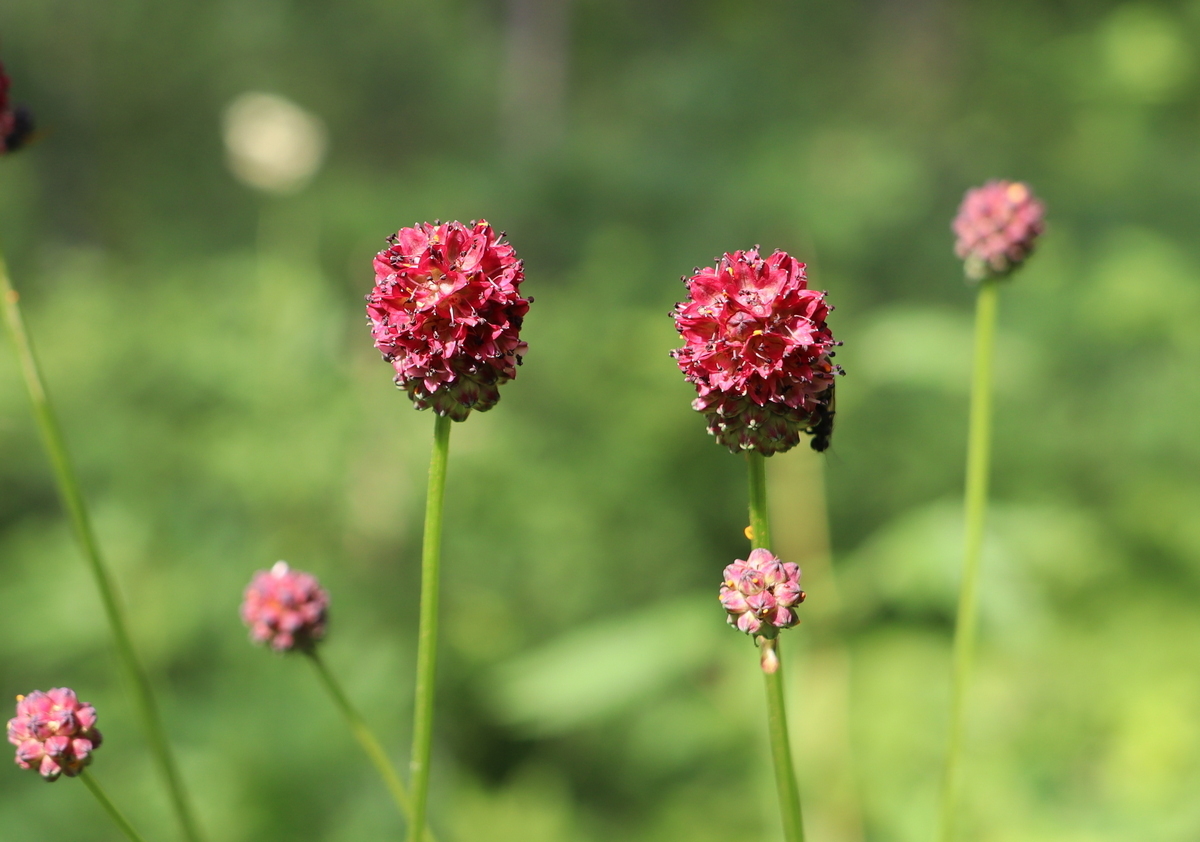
[
  {"x1": 0, "y1": 252, "x2": 203, "y2": 842},
  {"x1": 407, "y1": 413, "x2": 452, "y2": 842},
  {"x1": 748, "y1": 451, "x2": 806, "y2": 842},
  {"x1": 80, "y1": 771, "x2": 152, "y2": 842},
  {"x1": 937, "y1": 278, "x2": 999, "y2": 842},
  {"x1": 306, "y1": 651, "x2": 436, "y2": 842}
]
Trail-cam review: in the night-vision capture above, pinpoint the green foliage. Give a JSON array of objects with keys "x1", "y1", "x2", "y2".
[{"x1": 4, "y1": 1, "x2": 1200, "y2": 840}]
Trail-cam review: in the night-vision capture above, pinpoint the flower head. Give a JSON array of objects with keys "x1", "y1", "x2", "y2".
[
  {"x1": 719, "y1": 548, "x2": 805, "y2": 637},
  {"x1": 367, "y1": 220, "x2": 530, "y2": 421},
  {"x1": 8, "y1": 688, "x2": 102, "y2": 781},
  {"x1": 0, "y1": 60, "x2": 35, "y2": 155},
  {"x1": 953, "y1": 181, "x2": 1046, "y2": 282},
  {"x1": 671, "y1": 248, "x2": 841, "y2": 455},
  {"x1": 241, "y1": 561, "x2": 330, "y2": 652}
]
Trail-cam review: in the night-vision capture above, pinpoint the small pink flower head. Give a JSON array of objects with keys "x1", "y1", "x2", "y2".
[
  {"x1": 241, "y1": 561, "x2": 330, "y2": 653},
  {"x1": 719, "y1": 548, "x2": 805, "y2": 637},
  {"x1": 8, "y1": 688, "x2": 102, "y2": 781},
  {"x1": 0, "y1": 59, "x2": 35, "y2": 155},
  {"x1": 953, "y1": 181, "x2": 1045, "y2": 282},
  {"x1": 671, "y1": 248, "x2": 841, "y2": 455},
  {"x1": 367, "y1": 220, "x2": 531, "y2": 421}
]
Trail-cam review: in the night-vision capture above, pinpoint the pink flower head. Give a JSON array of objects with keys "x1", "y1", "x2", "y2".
[
  {"x1": 953, "y1": 181, "x2": 1045, "y2": 282},
  {"x1": 671, "y1": 248, "x2": 841, "y2": 455},
  {"x1": 8, "y1": 688, "x2": 102, "y2": 781},
  {"x1": 0, "y1": 59, "x2": 35, "y2": 155},
  {"x1": 367, "y1": 220, "x2": 530, "y2": 421},
  {"x1": 719, "y1": 548, "x2": 805, "y2": 637},
  {"x1": 241, "y1": 561, "x2": 330, "y2": 652}
]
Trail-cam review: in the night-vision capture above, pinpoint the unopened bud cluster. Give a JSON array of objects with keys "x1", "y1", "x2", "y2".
[
  {"x1": 7, "y1": 689, "x2": 102, "y2": 782},
  {"x1": 241, "y1": 561, "x2": 330, "y2": 652},
  {"x1": 953, "y1": 180, "x2": 1045, "y2": 282},
  {"x1": 719, "y1": 548, "x2": 805, "y2": 637}
]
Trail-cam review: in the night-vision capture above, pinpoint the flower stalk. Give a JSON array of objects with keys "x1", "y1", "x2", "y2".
[
  {"x1": 937, "y1": 278, "x2": 999, "y2": 842},
  {"x1": 306, "y1": 651, "x2": 436, "y2": 842},
  {"x1": 80, "y1": 771, "x2": 151, "y2": 842},
  {"x1": 748, "y1": 451, "x2": 806, "y2": 842},
  {"x1": 407, "y1": 413, "x2": 452, "y2": 842},
  {"x1": 0, "y1": 251, "x2": 203, "y2": 842}
]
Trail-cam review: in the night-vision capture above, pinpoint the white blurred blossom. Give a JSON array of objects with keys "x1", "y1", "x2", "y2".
[{"x1": 222, "y1": 92, "x2": 327, "y2": 194}]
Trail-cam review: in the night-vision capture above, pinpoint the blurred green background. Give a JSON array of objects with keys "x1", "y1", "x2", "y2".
[{"x1": 3, "y1": 1, "x2": 1200, "y2": 840}]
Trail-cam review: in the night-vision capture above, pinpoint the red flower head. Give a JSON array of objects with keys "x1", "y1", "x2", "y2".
[
  {"x1": 953, "y1": 181, "x2": 1045, "y2": 282},
  {"x1": 671, "y1": 248, "x2": 841, "y2": 455},
  {"x1": 367, "y1": 220, "x2": 530, "y2": 421},
  {"x1": 719, "y1": 548, "x2": 805, "y2": 637},
  {"x1": 8, "y1": 688, "x2": 103, "y2": 781},
  {"x1": 0, "y1": 59, "x2": 35, "y2": 155},
  {"x1": 241, "y1": 562, "x2": 330, "y2": 653}
]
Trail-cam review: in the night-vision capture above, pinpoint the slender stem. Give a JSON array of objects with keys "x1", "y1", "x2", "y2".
[
  {"x1": 306, "y1": 651, "x2": 437, "y2": 842},
  {"x1": 747, "y1": 451, "x2": 773, "y2": 551},
  {"x1": 937, "y1": 278, "x2": 999, "y2": 842},
  {"x1": 407, "y1": 413, "x2": 452, "y2": 842},
  {"x1": 747, "y1": 451, "x2": 806, "y2": 842},
  {"x1": 0, "y1": 252, "x2": 203, "y2": 842},
  {"x1": 80, "y1": 771, "x2": 152, "y2": 842}
]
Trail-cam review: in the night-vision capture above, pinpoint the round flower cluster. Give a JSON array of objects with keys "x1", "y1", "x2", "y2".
[
  {"x1": 671, "y1": 248, "x2": 841, "y2": 455},
  {"x1": 241, "y1": 561, "x2": 330, "y2": 652},
  {"x1": 719, "y1": 548, "x2": 805, "y2": 637},
  {"x1": 8, "y1": 688, "x2": 102, "y2": 782},
  {"x1": 953, "y1": 180, "x2": 1046, "y2": 282},
  {"x1": 0, "y1": 60, "x2": 34, "y2": 155},
  {"x1": 367, "y1": 220, "x2": 530, "y2": 421}
]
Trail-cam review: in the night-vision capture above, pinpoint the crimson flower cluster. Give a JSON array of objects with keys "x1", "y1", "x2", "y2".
[
  {"x1": 671, "y1": 249, "x2": 840, "y2": 455},
  {"x1": 719, "y1": 548, "x2": 805, "y2": 637},
  {"x1": 241, "y1": 561, "x2": 330, "y2": 653},
  {"x1": 367, "y1": 220, "x2": 530, "y2": 421},
  {"x1": 0, "y1": 60, "x2": 34, "y2": 155},
  {"x1": 8, "y1": 688, "x2": 102, "y2": 782},
  {"x1": 953, "y1": 180, "x2": 1046, "y2": 282}
]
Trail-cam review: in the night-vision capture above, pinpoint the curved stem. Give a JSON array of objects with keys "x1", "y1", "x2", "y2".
[
  {"x1": 407, "y1": 413, "x2": 452, "y2": 842},
  {"x1": 306, "y1": 651, "x2": 436, "y2": 842},
  {"x1": 80, "y1": 771, "x2": 152, "y2": 842},
  {"x1": 748, "y1": 451, "x2": 806, "y2": 842},
  {"x1": 937, "y1": 278, "x2": 999, "y2": 842},
  {"x1": 0, "y1": 252, "x2": 203, "y2": 842}
]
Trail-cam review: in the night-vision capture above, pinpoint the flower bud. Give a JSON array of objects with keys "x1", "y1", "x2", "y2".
[
  {"x1": 719, "y1": 548, "x2": 805, "y2": 638},
  {"x1": 953, "y1": 181, "x2": 1046, "y2": 282},
  {"x1": 7, "y1": 689, "x2": 102, "y2": 781},
  {"x1": 241, "y1": 561, "x2": 330, "y2": 652}
]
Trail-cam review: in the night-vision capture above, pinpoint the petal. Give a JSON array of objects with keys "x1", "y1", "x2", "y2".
[
  {"x1": 747, "y1": 547, "x2": 777, "y2": 567},
  {"x1": 39, "y1": 755, "x2": 62, "y2": 780},
  {"x1": 16, "y1": 739, "x2": 44, "y2": 763},
  {"x1": 736, "y1": 612, "x2": 762, "y2": 634},
  {"x1": 71, "y1": 738, "x2": 93, "y2": 760},
  {"x1": 720, "y1": 589, "x2": 749, "y2": 613}
]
